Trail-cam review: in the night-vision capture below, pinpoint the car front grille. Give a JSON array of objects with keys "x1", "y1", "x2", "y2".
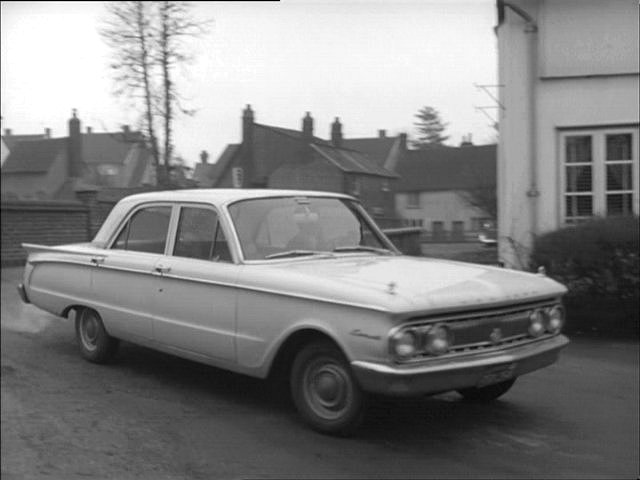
[{"x1": 408, "y1": 299, "x2": 559, "y2": 361}]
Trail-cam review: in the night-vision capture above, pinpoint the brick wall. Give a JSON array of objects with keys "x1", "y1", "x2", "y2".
[{"x1": 1, "y1": 200, "x2": 91, "y2": 266}]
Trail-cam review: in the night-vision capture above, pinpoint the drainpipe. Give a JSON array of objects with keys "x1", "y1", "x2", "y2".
[{"x1": 501, "y1": 1, "x2": 539, "y2": 244}]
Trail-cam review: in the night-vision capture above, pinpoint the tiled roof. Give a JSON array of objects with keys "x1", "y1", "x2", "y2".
[
  {"x1": 83, "y1": 132, "x2": 144, "y2": 165},
  {"x1": 256, "y1": 124, "x2": 330, "y2": 145},
  {"x1": 342, "y1": 137, "x2": 397, "y2": 166},
  {"x1": 2, "y1": 134, "x2": 47, "y2": 150},
  {"x1": 395, "y1": 144, "x2": 496, "y2": 192},
  {"x1": 312, "y1": 144, "x2": 398, "y2": 178},
  {"x1": 1, "y1": 138, "x2": 67, "y2": 173},
  {"x1": 1, "y1": 132, "x2": 145, "y2": 174}
]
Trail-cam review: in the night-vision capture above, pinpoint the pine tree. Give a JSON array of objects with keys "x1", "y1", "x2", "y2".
[{"x1": 412, "y1": 106, "x2": 449, "y2": 148}]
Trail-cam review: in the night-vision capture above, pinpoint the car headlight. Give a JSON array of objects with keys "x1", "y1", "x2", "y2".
[
  {"x1": 528, "y1": 309, "x2": 546, "y2": 337},
  {"x1": 545, "y1": 305, "x2": 565, "y2": 334},
  {"x1": 391, "y1": 329, "x2": 418, "y2": 359},
  {"x1": 424, "y1": 324, "x2": 452, "y2": 356}
]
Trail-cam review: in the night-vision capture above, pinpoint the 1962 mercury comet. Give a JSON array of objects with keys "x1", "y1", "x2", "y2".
[{"x1": 18, "y1": 189, "x2": 569, "y2": 434}]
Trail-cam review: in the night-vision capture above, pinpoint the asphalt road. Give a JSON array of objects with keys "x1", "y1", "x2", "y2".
[{"x1": 2, "y1": 267, "x2": 638, "y2": 480}]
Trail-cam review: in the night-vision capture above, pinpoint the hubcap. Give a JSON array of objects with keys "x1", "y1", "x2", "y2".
[
  {"x1": 303, "y1": 360, "x2": 352, "y2": 420},
  {"x1": 80, "y1": 311, "x2": 99, "y2": 351}
]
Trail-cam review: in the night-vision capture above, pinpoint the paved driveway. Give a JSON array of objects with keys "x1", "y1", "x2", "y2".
[{"x1": 2, "y1": 267, "x2": 638, "y2": 479}]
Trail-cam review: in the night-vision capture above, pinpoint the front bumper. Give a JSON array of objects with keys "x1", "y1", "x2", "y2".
[
  {"x1": 17, "y1": 283, "x2": 30, "y2": 304},
  {"x1": 351, "y1": 334, "x2": 569, "y2": 396}
]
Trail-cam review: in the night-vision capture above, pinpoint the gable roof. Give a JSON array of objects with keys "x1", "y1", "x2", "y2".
[
  {"x1": 341, "y1": 136, "x2": 397, "y2": 167},
  {"x1": 395, "y1": 144, "x2": 497, "y2": 192},
  {"x1": 1, "y1": 138, "x2": 67, "y2": 173},
  {"x1": 83, "y1": 132, "x2": 145, "y2": 165},
  {"x1": 194, "y1": 144, "x2": 240, "y2": 187},
  {"x1": 1, "y1": 132, "x2": 146, "y2": 175},
  {"x1": 311, "y1": 144, "x2": 398, "y2": 178},
  {"x1": 255, "y1": 123, "x2": 330, "y2": 145},
  {"x1": 2, "y1": 134, "x2": 48, "y2": 150}
]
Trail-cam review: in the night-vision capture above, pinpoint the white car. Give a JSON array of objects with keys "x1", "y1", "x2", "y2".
[{"x1": 18, "y1": 189, "x2": 569, "y2": 435}]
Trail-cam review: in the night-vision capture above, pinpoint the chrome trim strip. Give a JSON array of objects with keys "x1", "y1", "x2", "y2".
[
  {"x1": 402, "y1": 299, "x2": 557, "y2": 327},
  {"x1": 25, "y1": 258, "x2": 390, "y2": 312}
]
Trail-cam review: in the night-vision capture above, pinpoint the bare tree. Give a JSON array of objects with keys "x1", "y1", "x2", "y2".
[
  {"x1": 460, "y1": 184, "x2": 497, "y2": 220},
  {"x1": 100, "y1": 1, "x2": 162, "y2": 185},
  {"x1": 156, "y1": 1, "x2": 208, "y2": 181},
  {"x1": 101, "y1": 1, "x2": 208, "y2": 187}
]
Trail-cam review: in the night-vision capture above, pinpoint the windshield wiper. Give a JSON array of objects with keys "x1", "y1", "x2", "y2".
[
  {"x1": 265, "y1": 250, "x2": 334, "y2": 260},
  {"x1": 332, "y1": 245, "x2": 394, "y2": 255}
]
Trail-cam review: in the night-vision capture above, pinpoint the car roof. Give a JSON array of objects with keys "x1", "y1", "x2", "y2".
[{"x1": 117, "y1": 188, "x2": 356, "y2": 207}]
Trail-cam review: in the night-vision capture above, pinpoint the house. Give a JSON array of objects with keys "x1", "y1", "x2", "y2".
[
  {"x1": 394, "y1": 143, "x2": 497, "y2": 240},
  {"x1": 1, "y1": 128, "x2": 50, "y2": 167},
  {"x1": 199, "y1": 106, "x2": 399, "y2": 218},
  {"x1": 496, "y1": 0, "x2": 639, "y2": 268},
  {"x1": 1, "y1": 110, "x2": 155, "y2": 200},
  {"x1": 341, "y1": 130, "x2": 408, "y2": 172}
]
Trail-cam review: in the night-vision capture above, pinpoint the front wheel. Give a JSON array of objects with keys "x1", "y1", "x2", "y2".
[
  {"x1": 457, "y1": 378, "x2": 516, "y2": 402},
  {"x1": 290, "y1": 341, "x2": 366, "y2": 436},
  {"x1": 75, "y1": 308, "x2": 119, "y2": 364}
]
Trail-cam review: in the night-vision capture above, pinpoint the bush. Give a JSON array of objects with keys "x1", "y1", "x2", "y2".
[
  {"x1": 530, "y1": 216, "x2": 639, "y2": 336},
  {"x1": 531, "y1": 216, "x2": 639, "y2": 299}
]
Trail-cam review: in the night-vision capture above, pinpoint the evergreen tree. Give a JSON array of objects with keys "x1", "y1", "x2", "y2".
[{"x1": 412, "y1": 106, "x2": 449, "y2": 148}]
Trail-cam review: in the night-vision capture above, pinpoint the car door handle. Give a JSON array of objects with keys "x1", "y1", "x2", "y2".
[
  {"x1": 90, "y1": 256, "x2": 105, "y2": 266},
  {"x1": 154, "y1": 265, "x2": 171, "y2": 274}
]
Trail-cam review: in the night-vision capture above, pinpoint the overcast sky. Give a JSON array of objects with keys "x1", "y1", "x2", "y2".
[{"x1": 1, "y1": 0, "x2": 497, "y2": 168}]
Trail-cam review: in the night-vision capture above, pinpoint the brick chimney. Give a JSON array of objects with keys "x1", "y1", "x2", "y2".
[
  {"x1": 241, "y1": 105, "x2": 257, "y2": 187},
  {"x1": 331, "y1": 117, "x2": 342, "y2": 147},
  {"x1": 200, "y1": 150, "x2": 209, "y2": 164},
  {"x1": 45, "y1": 128, "x2": 51, "y2": 138},
  {"x1": 86, "y1": 127, "x2": 92, "y2": 134},
  {"x1": 399, "y1": 133, "x2": 408, "y2": 152},
  {"x1": 460, "y1": 133, "x2": 473, "y2": 146},
  {"x1": 378, "y1": 129, "x2": 386, "y2": 138},
  {"x1": 302, "y1": 112, "x2": 313, "y2": 140},
  {"x1": 68, "y1": 109, "x2": 83, "y2": 179},
  {"x1": 122, "y1": 124, "x2": 130, "y2": 141}
]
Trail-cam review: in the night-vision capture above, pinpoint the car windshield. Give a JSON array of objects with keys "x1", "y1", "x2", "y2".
[{"x1": 227, "y1": 196, "x2": 395, "y2": 261}]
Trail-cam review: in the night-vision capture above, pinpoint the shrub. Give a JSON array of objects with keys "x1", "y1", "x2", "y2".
[
  {"x1": 531, "y1": 216, "x2": 639, "y2": 299},
  {"x1": 530, "y1": 216, "x2": 639, "y2": 336}
]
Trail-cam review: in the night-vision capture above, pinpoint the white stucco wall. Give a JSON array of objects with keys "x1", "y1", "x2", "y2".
[
  {"x1": 396, "y1": 190, "x2": 490, "y2": 234},
  {"x1": 497, "y1": 0, "x2": 640, "y2": 269}
]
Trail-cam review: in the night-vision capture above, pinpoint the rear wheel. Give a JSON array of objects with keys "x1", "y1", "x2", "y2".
[
  {"x1": 290, "y1": 341, "x2": 366, "y2": 436},
  {"x1": 457, "y1": 379, "x2": 516, "y2": 402},
  {"x1": 75, "y1": 308, "x2": 119, "y2": 364}
]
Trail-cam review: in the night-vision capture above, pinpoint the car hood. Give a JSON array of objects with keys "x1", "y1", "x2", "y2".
[{"x1": 253, "y1": 255, "x2": 567, "y2": 314}]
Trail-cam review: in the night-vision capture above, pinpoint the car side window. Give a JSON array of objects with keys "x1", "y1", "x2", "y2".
[
  {"x1": 112, "y1": 206, "x2": 172, "y2": 254},
  {"x1": 173, "y1": 207, "x2": 231, "y2": 262}
]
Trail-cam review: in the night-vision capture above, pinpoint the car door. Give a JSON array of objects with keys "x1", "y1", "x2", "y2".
[
  {"x1": 91, "y1": 203, "x2": 173, "y2": 342},
  {"x1": 152, "y1": 204, "x2": 239, "y2": 362}
]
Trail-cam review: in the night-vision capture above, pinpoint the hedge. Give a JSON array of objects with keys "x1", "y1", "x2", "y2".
[{"x1": 530, "y1": 216, "x2": 639, "y2": 337}]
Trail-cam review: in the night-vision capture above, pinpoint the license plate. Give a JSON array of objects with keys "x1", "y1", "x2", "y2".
[{"x1": 477, "y1": 363, "x2": 516, "y2": 387}]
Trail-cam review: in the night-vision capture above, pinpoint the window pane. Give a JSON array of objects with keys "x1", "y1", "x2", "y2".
[
  {"x1": 174, "y1": 208, "x2": 218, "y2": 260},
  {"x1": 565, "y1": 195, "x2": 593, "y2": 218},
  {"x1": 606, "y1": 164, "x2": 632, "y2": 191},
  {"x1": 606, "y1": 134, "x2": 632, "y2": 161},
  {"x1": 566, "y1": 165, "x2": 592, "y2": 192},
  {"x1": 124, "y1": 206, "x2": 171, "y2": 253},
  {"x1": 607, "y1": 194, "x2": 633, "y2": 215},
  {"x1": 565, "y1": 136, "x2": 592, "y2": 163}
]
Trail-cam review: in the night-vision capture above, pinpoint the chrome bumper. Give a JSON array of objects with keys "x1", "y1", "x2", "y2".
[
  {"x1": 351, "y1": 335, "x2": 569, "y2": 396},
  {"x1": 17, "y1": 283, "x2": 30, "y2": 304}
]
